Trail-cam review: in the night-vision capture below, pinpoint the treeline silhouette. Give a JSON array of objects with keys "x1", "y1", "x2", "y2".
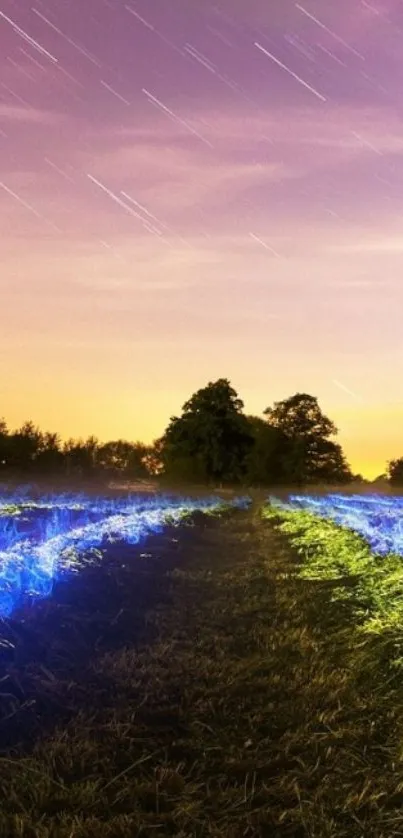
[
  {"x1": 0, "y1": 379, "x2": 399, "y2": 487},
  {"x1": 0, "y1": 420, "x2": 153, "y2": 481}
]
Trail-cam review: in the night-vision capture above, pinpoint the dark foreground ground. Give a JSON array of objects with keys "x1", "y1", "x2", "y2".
[{"x1": 1, "y1": 506, "x2": 403, "y2": 837}]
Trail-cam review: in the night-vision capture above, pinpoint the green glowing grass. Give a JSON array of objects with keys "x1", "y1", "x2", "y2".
[{"x1": 262, "y1": 504, "x2": 403, "y2": 639}]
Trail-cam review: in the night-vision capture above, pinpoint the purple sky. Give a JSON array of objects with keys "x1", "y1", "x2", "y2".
[{"x1": 1, "y1": 0, "x2": 403, "y2": 477}]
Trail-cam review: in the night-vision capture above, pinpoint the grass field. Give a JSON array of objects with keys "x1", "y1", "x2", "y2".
[{"x1": 2, "y1": 492, "x2": 403, "y2": 836}]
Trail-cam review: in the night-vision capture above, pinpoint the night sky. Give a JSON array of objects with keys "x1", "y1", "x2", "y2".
[{"x1": 1, "y1": 0, "x2": 403, "y2": 478}]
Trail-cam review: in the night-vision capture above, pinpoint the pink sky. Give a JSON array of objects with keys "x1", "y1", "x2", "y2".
[{"x1": 1, "y1": 0, "x2": 403, "y2": 478}]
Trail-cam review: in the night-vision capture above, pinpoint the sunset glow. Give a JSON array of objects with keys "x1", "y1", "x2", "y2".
[{"x1": 2, "y1": 0, "x2": 403, "y2": 479}]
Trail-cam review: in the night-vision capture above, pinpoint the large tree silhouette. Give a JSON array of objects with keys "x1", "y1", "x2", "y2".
[
  {"x1": 161, "y1": 378, "x2": 254, "y2": 484},
  {"x1": 264, "y1": 393, "x2": 352, "y2": 485},
  {"x1": 244, "y1": 416, "x2": 288, "y2": 485}
]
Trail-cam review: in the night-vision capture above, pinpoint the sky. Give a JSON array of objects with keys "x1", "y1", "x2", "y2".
[{"x1": 1, "y1": 0, "x2": 403, "y2": 479}]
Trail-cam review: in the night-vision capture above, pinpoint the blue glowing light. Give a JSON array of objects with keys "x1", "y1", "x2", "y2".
[
  {"x1": 269, "y1": 493, "x2": 403, "y2": 557},
  {"x1": 0, "y1": 490, "x2": 250, "y2": 618}
]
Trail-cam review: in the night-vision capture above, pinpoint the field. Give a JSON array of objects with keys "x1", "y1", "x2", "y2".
[{"x1": 2, "y1": 487, "x2": 403, "y2": 836}]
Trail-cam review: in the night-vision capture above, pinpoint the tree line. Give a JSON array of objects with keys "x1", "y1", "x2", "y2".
[
  {"x1": 0, "y1": 378, "x2": 401, "y2": 486},
  {"x1": 0, "y1": 420, "x2": 152, "y2": 480}
]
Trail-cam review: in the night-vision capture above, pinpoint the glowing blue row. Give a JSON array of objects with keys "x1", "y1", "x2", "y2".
[
  {"x1": 0, "y1": 491, "x2": 221, "y2": 515},
  {"x1": 269, "y1": 494, "x2": 403, "y2": 557},
  {"x1": 0, "y1": 493, "x2": 250, "y2": 618},
  {"x1": 0, "y1": 492, "x2": 241, "y2": 552}
]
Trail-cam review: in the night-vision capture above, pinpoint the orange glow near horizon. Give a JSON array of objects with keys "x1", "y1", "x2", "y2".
[
  {"x1": 2, "y1": 1, "x2": 403, "y2": 483},
  {"x1": 2, "y1": 374, "x2": 401, "y2": 480}
]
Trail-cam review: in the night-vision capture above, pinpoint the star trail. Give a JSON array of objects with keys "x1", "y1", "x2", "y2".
[{"x1": 2, "y1": 0, "x2": 403, "y2": 478}]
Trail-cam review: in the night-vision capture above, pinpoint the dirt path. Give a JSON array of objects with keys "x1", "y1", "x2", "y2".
[{"x1": 1, "y1": 508, "x2": 403, "y2": 837}]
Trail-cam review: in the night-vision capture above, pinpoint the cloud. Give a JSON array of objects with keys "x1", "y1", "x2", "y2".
[
  {"x1": 82, "y1": 138, "x2": 290, "y2": 215},
  {"x1": 0, "y1": 104, "x2": 64, "y2": 124},
  {"x1": 83, "y1": 103, "x2": 403, "y2": 204},
  {"x1": 327, "y1": 238, "x2": 403, "y2": 254},
  {"x1": 3, "y1": 97, "x2": 403, "y2": 244}
]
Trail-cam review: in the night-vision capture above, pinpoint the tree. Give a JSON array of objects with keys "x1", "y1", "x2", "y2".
[
  {"x1": 63, "y1": 436, "x2": 99, "y2": 476},
  {"x1": 388, "y1": 459, "x2": 403, "y2": 486},
  {"x1": 35, "y1": 432, "x2": 64, "y2": 474},
  {"x1": 7, "y1": 421, "x2": 44, "y2": 471},
  {"x1": 306, "y1": 437, "x2": 352, "y2": 484},
  {"x1": 244, "y1": 416, "x2": 288, "y2": 485},
  {"x1": 141, "y1": 441, "x2": 164, "y2": 476},
  {"x1": 160, "y1": 379, "x2": 254, "y2": 484},
  {"x1": 372, "y1": 473, "x2": 387, "y2": 483},
  {"x1": 96, "y1": 440, "x2": 150, "y2": 478},
  {"x1": 264, "y1": 393, "x2": 352, "y2": 485},
  {"x1": 264, "y1": 393, "x2": 336, "y2": 438}
]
